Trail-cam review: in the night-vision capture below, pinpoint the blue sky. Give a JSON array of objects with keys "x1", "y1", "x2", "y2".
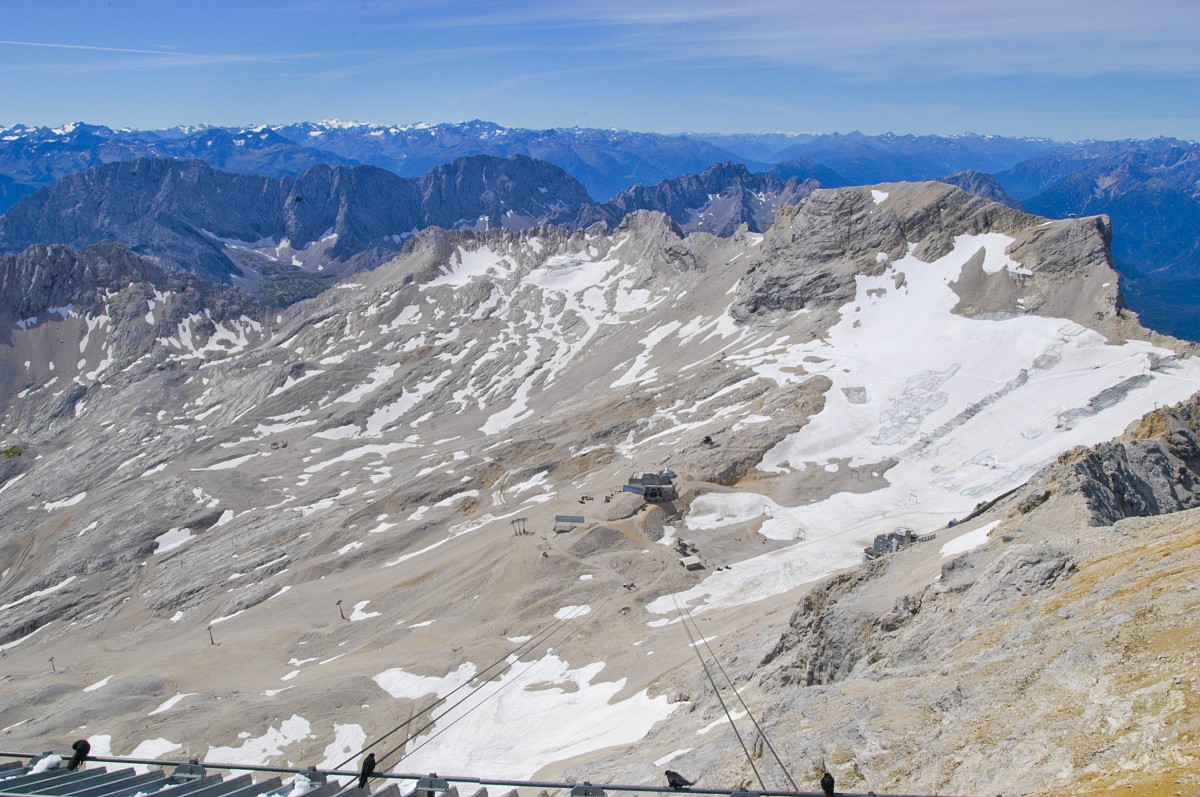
[{"x1": 1, "y1": 0, "x2": 1197, "y2": 140}]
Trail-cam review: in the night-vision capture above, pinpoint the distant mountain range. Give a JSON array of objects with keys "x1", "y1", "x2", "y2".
[
  {"x1": 0, "y1": 121, "x2": 1197, "y2": 336},
  {"x1": 0, "y1": 120, "x2": 751, "y2": 202},
  {"x1": 0, "y1": 156, "x2": 821, "y2": 301},
  {"x1": 0, "y1": 155, "x2": 601, "y2": 302},
  {"x1": 699, "y1": 131, "x2": 1072, "y2": 185}
]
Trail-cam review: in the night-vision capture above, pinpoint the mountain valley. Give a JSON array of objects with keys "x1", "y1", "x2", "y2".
[{"x1": 2, "y1": 180, "x2": 1199, "y2": 796}]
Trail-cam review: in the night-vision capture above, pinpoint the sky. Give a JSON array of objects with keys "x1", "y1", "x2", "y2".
[{"x1": 1, "y1": 0, "x2": 1197, "y2": 140}]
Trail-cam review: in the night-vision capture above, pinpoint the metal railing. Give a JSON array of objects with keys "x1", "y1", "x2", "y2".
[{"x1": 0, "y1": 752, "x2": 984, "y2": 797}]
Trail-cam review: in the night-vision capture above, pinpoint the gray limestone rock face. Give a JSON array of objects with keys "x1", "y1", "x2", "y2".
[
  {"x1": 731, "y1": 183, "x2": 1032, "y2": 325},
  {"x1": 1067, "y1": 402, "x2": 1200, "y2": 525},
  {"x1": 958, "y1": 544, "x2": 1075, "y2": 607},
  {"x1": 951, "y1": 213, "x2": 1125, "y2": 333},
  {"x1": 0, "y1": 241, "x2": 165, "y2": 321},
  {"x1": 731, "y1": 181, "x2": 1128, "y2": 343},
  {"x1": 758, "y1": 558, "x2": 892, "y2": 687},
  {"x1": 0, "y1": 241, "x2": 257, "y2": 323}
]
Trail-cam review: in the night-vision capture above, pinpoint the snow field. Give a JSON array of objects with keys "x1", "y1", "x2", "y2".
[
  {"x1": 316, "y1": 723, "x2": 368, "y2": 782},
  {"x1": 43, "y1": 491, "x2": 86, "y2": 510},
  {"x1": 154, "y1": 528, "x2": 194, "y2": 554},
  {"x1": 650, "y1": 234, "x2": 1200, "y2": 617},
  {"x1": 377, "y1": 654, "x2": 676, "y2": 779},
  {"x1": 127, "y1": 739, "x2": 182, "y2": 773}
]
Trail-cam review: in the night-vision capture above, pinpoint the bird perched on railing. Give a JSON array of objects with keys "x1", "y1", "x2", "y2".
[
  {"x1": 358, "y1": 753, "x2": 376, "y2": 790},
  {"x1": 820, "y1": 770, "x2": 835, "y2": 797},
  {"x1": 665, "y1": 770, "x2": 693, "y2": 790},
  {"x1": 67, "y1": 740, "x2": 91, "y2": 772}
]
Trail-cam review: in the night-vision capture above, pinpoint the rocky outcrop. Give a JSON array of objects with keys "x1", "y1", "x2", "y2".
[
  {"x1": 759, "y1": 557, "x2": 894, "y2": 686},
  {"x1": 731, "y1": 181, "x2": 1037, "y2": 324},
  {"x1": 0, "y1": 241, "x2": 255, "y2": 324},
  {"x1": 1008, "y1": 397, "x2": 1200, "y2": 527},
  {"x1": 0, "y1": 242, "x2": 162, "y2": 321}
]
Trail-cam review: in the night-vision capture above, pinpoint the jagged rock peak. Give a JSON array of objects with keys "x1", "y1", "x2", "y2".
[{"x1": 937, "y1": 169, "x2": 1025, "y2": 210}]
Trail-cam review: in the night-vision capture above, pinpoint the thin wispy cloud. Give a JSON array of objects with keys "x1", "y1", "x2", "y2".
[
  {"x1": 0, "y1": 37, "x2": 354, "y2": 69},
  {"x1": 0, "y1": 39, "x2": 204, "y2": 57},
  {"x1": 373, "y1": 0, "x2": 1200, "y2": 80},
  {"x1": 0, "y1": 38, "x2": 346, "y2": 77}
]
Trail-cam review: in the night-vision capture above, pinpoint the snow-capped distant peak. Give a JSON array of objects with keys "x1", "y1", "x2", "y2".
[
  {"x1": 161, "y1": 124, "x2": 212, "y2": 135},
  {"x1": 316, "y1": 118, "x2": 373, "y2": 130}
]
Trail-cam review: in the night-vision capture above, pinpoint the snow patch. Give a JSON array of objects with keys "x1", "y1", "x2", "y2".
[
  {"x1": 940, "y1": 520, "x2": 1001, "y2": 558},
  {"x1": 44, "y1": 492, "x2": 87, "y2": 510}
]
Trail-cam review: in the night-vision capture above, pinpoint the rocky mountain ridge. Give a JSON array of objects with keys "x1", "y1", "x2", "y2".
[
  {"x1": 0, "y1": 241, "x2": 257, "y2": 326},
  {"x1": 1, "y1": 123, "x2": 1196, "y2": 339},
  {"x1": 0, "y1": 156, "x2": 1115, "y2": 315},
  {"x1": 0, "y1": 155, "x2": 599, "y2": 286},
  {"x1": 0, "y1": 120, "x2": 755, "y2": 203}
]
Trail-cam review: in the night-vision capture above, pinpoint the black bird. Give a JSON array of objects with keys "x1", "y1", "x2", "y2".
[
  {"x1": 665, "y1": 770, "x2": 693, "y2": 790},
  {"x1": 67, "y1": 740, "x2": 91, "y2": 771},
  {"x1": 820, "y1": 771, "x2": 835, "y2": 797},
  {"x1": 357, "y1": 753, "x2": 376, "y2": 791}
]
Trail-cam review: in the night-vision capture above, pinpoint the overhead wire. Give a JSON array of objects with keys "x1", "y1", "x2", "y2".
[
  {"x1": 673, "y1": 591, "x2": 798, "y2": 792},
  {"x1": 669, "y1": 589, "x2": 766, "y2": 792},
  {"x1": 340, "y1": 531, "x2": 788, "y2": 788},
  {"x1": 334, "y1": 598, "x2": 594, "y2": 769}
]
